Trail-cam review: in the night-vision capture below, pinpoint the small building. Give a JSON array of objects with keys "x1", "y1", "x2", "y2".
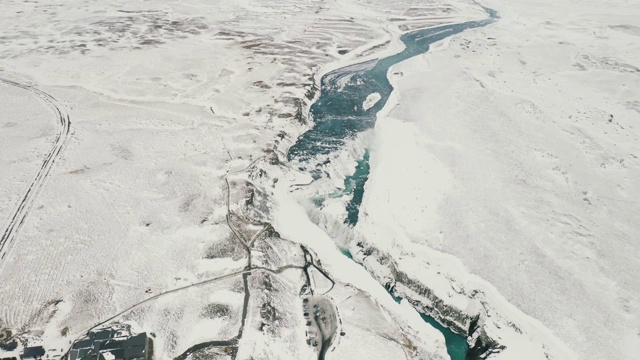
[
  {"x1": 20, "y1": 346, "x2": 45, "y2": 360},
  {"x1": 69, "y1": 326, "x2": 151, "y2": 360}
]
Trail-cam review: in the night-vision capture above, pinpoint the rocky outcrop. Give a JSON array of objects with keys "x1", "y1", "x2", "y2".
[{"x1": 348, "y1": 237, "x2": 506, "y2": 360}]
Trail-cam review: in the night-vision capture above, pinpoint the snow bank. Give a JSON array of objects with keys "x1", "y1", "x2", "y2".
[{"x1": 356, "y1": 0, "x2": 640, "y2": 359}]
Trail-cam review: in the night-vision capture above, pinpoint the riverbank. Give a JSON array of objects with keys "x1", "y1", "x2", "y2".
[{"x1": 285, "y1": 7, "x2": 505, "y2": 358}]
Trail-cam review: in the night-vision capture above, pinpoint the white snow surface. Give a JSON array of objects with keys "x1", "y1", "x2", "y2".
[
  {"x1": 362, "y1": 92, "x2": 382, "y2": 111},
  {"x1": 356, "y1": 0, "x2": 640, "y2": 359},
  {"x1": 0, "y1": 84, "x2": 57, "y2": 224},
  {"x1": 2, "y1": 0, "x2": 637, "y2": 359}
]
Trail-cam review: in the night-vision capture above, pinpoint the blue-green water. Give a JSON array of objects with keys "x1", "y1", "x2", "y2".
[
  {"x1": 389, "y1": 292, "x2": 468, "y2": 360},
  {"x1": 339, "y1": 247, "x2": 353, "y2": 259},
  {"x1": 342, "y1": 248, "x2": 469, "y2": 360},
  {"x1": 343, "y1": 150, "x2": 370, "y2": 226},
  {"x1": 313, "y1": 150, "x2": 370, "y2": 224},
  {"x1": 288, "y1": 12, "x2": 497, "y2": 164},
  {"x1": 420, "y1": 312, "x2": 469, "y2": 360},
  {"x1": 288, "y1": 8, "x2": 498, "y2": 360}
]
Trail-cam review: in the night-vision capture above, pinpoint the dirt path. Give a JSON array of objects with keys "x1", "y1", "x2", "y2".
[{"x1": 0, "y1": 79, "x2": 70, "y2": 271}]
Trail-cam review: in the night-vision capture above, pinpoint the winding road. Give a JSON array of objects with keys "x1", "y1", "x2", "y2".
[
  {"x1": 71, "y1": 164, "x2": 324, "y2": 360},
  {"x1": 0, "y1": 78, "x2": 70, "y2": 268}
]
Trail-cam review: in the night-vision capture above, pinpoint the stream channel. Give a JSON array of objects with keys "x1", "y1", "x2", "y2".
[{"x1": 288, "y1": 7, "x2": 498, "y2": 360}]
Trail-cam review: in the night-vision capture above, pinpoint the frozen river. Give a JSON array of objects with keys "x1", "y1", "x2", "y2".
[{"x1": 289, "y1": 7, "x2": 499, "y2": 360}]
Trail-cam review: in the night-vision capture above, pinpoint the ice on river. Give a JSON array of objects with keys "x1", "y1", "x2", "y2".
[{"x1": 362, "y1": 93, "x2": 381, "y2": 111}]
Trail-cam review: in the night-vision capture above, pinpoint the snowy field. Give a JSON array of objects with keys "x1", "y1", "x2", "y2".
[
  {"x1": 1, "y1": 0, "x2": 637, "y2": 359},
  {"x1": 353, "y1": 0, "x2": 640, "y2": 359},
  {"x1": 0, "y1": 83, "x2": 58, "y2": 236}
]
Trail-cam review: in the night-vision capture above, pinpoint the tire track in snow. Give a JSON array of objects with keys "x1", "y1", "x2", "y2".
[{"x1": 0, "y1": 78, "x2": 71, "y2": 271}]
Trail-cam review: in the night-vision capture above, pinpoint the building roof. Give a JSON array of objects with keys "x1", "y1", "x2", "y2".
[
  {"x1": 21, "y1": 346, "x2": 45, "y2": 359},
  {"x1": 70, "y1": 328, "x2": 149, "y2": 360}
]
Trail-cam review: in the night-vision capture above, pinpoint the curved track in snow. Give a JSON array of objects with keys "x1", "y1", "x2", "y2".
[{"x1": 0, "y1": 78, "x2": 70, "y2": 268}]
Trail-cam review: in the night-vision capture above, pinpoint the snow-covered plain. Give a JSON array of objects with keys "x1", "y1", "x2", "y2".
[
  {"x1": 2, "y1": 0, "x2": 637, "y2": 359},
  {"x1": 351, "y1": 0, "x2": 640, "y2": 359}
]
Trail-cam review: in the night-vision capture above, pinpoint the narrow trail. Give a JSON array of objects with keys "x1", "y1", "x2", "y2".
[
  {"x1": 64, "y1": 264, "x2": 303, "y2": 360},
  {"x1": 0, "y1": 78, "x2": 70, "y2": 270},
  {"x1": 85, "y1": 265, "x2": 303, "y2": 336}
]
